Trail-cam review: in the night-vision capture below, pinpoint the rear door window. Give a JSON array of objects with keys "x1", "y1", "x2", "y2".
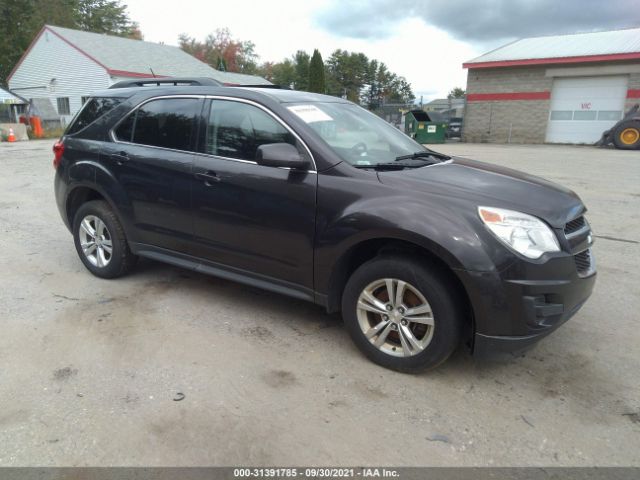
[
  {"x1": 114, "y1": 98, "x2": 201, "y2": 152},
  {"x1": 67, "y1": 97, "x2": 123, "y2": 135}
]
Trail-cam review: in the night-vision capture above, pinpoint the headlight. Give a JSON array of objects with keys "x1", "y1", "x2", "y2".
[{"x1": 478, "y1": 206, "x2": 560, "y2": 259}]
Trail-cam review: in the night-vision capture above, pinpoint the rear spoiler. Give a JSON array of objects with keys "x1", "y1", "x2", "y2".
[{"x1": 109, "y1": 77, "x2": 223, "y2": 89}]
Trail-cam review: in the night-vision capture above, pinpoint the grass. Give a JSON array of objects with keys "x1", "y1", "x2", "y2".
[{"x1": 39, "y1": 127, "x2": 66, "y2": 140}]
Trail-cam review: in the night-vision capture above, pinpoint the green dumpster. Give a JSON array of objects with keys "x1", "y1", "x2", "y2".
[{"x1": 404, "y1": 110, "x2": 447, "y2": 144}]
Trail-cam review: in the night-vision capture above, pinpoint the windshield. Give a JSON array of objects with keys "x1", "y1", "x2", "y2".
[{"x1": 287, "y1": 102, "x2": 428, "y2": 166}]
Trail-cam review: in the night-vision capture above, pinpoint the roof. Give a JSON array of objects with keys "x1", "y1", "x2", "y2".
[
  {"x1": 30, "y1": 98, "x2": 59, "y2": 120},
  {"x1": 0, "y1": 87, "x2": 27, "y2": 104},
  {"x1": 464, "y1": 27, "x2": 640, "y2": 69},
  {"x1": 9, "y1": 25, "x2": 270, "y2": 85},
  {"x1": 424, "y1": 98, "x2": 465, "y2": 107}
]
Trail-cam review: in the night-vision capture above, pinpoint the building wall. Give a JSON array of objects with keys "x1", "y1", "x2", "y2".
[
  {"x1": 463, "y1": 66, "x2": 551, "y2": 143},
  {"x1": 463, "y1": 63, "x2": 640, "y2": 144},
  {"x1": 463, "y1": 98, "x2": 550, "y2": 143},
  {"x1": 625, "y1": 72, "x2": 640, "y2": 112},
  {"x1": 8, "y1": 29, "x2": 110, "y2": 125}
]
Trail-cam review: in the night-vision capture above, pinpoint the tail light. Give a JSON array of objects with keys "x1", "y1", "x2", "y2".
[{"x1": 53, "y1": 140, "x2": 64, "y2": 169}]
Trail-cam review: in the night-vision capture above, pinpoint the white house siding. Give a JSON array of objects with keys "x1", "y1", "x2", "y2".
[{"x1": 8, "y1": 29, "x2": 110, "y2": 125}]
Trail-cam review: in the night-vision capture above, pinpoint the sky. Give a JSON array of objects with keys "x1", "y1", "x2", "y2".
[{"x1": 124, "y1": 0, "x2": 640, "y2": 101}]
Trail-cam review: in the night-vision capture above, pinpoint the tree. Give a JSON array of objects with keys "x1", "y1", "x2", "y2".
[
  {"x1": 0, "y1": 0, "x2": 140, "y2": 85},
  {"x1": 325, "y1": 49, "x2": 368, "y2": 101},
  {"x1": 271, "y1": 59, "x2": 296, "y2": 88},
  {"x1": 179, "y1": 28, "x2": 258, "y2": 74},
  {"x1": 256, "y1": 59, "x2": 296, "y2": 88},
  {"x1": 74, "y1": 0, "x2": 135, "y2": 36},
  {"x1": 308, "y1": 49, "x2": 325, "y2": 94},
  {"x1": 292, "y1": 50, "x2": 309, "y2": 91},
  {"x1": 322, "y1": 49, "x2": 413, "y2": 107},
  {"x1": 447, "y1": 87, "x2": 466, "y2": 99},
  {"x1": 0, "y1": 0, "x2": 36, "y2": 85}
]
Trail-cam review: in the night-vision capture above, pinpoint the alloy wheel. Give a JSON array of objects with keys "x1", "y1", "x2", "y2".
[
  {"x1": 78, "y1": 215, "x2": 113, "y2": 268},
  {"x1": 356, "y1": 278, "x2": 435, "y2": 357}
]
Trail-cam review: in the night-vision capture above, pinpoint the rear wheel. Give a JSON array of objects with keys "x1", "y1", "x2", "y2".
[
  {"x1": 613, "y1": 120, "x2": 640, "y2": 150},
  {"x1": 342, "y1": 255, "x2": 463, "y2": 372},
  {"x1": 72, "y1": 200, "x2": 137, "y2": 278}
]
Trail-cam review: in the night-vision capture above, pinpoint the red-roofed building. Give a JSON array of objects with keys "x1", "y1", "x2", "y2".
[
  {"x1": 462, "y1": 27, "x2": 640, "y2": 144},
  {"x1": 7, "y1": 25, "x2": 270, "y2": 125}
]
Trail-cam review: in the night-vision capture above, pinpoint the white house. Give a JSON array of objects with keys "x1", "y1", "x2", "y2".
[{"x1": 8, "y1": 25, "x2": 270, "y2": 125}]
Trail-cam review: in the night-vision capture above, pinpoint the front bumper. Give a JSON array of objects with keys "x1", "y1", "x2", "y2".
[
  {"x1": 473, "y1": 295, "x2": 592, "y2": 356},
  {"x1": 459, "y1": 250, "x2": 596, "y2": 356}
]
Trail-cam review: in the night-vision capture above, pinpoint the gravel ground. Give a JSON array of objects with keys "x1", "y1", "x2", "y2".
[{"x1": 0, "y1": 139, "x2": 638, "y2": 466}]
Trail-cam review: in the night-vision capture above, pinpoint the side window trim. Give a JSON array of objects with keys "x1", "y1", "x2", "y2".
[
  {"x1": 109, "y1": 95, "x2": 204, "y2": 154},
  {"x1": 110, "y1": 94, "x2": 317, "y2": 172}
]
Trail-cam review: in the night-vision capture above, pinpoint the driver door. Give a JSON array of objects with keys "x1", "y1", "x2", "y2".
[{"x1": 190, "y1": 98, "x2": 317, "y2": 294}]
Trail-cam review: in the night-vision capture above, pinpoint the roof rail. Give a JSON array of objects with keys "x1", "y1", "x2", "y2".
[
  {"x1": 109, "y1": 77, "x2": 223, "y2": 89},
  {"x1": 229, "y1": 84, "x2": 285, "y2": 89}
]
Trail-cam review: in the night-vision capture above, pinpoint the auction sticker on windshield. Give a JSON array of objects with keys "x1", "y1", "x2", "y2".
[{"x1": 288, "y1": 105, "x2": 333, "y2": 123}]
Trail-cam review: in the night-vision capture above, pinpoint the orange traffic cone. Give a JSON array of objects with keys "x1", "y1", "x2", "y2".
[{"x1": 7, "y1": 128, "x2": 16, "y2": 142}]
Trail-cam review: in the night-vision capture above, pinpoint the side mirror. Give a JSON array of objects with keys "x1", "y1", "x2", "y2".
[{"x1": 256, "y1": 143, "x2": 310, "y2": 170}]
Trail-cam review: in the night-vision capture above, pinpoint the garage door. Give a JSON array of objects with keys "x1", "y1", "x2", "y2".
[{"x1": 546, "y1": 76, "x2": 628, "y2": 144}]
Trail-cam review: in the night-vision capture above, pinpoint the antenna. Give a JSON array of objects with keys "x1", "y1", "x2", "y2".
[{"x1": 150, "y1": 68, "x2": 157, "y2": 78}]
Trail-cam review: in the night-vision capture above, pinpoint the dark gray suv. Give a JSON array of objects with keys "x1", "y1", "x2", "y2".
[{"x1": 53, "y1": 78, "x2": 596, "y2": 372}]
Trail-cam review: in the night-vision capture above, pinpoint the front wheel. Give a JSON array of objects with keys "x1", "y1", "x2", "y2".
[
  {"x1": 342, "y1": 255, "x2": 463, "y2": 372},
  {"x1": 613, "y1": 120, "x2": 640, "y2": 150}
]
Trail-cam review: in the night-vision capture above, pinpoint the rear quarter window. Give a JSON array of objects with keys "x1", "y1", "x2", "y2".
[
  {"x1": 113, "y1": 98, "x2": 200, "y2": 151},
  {"x1": 66, "y1": 97, "x2": 123, "y2": 135}
]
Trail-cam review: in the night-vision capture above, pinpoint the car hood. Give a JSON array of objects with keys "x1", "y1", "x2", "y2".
[{"x1": 377, "y1": 157, "x2": 585, "y2": 228}]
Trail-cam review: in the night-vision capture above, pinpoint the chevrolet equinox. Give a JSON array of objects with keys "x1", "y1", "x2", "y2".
[{"x1": 53, "y1": 78, "x2": 596, "y2": 372}]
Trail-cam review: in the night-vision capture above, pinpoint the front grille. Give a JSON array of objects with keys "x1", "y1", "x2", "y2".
[
  {"x1": 574, "y1": 249, "x2": 592, "y2": 276},
  {"x1": 564, "y1": 216, "x2": 586, "y2": 236}
]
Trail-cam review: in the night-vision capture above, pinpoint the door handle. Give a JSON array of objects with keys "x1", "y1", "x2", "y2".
[
  {"x1": 195, "y1": 171, "x2": 221, "y2": 186},
  {"x1": 111, "y1": 151, "x2": 130, "y2": 164}
]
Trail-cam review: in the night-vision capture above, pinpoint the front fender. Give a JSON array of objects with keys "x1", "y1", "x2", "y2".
[{"x1": 316, "y1": 186, "x2": 516, "y2": 293}]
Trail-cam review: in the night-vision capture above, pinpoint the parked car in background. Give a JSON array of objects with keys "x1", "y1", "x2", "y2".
[
  {"x1": 53, "y1": 78, "x2": 596, "y2": 372},
  {"x1": 446, "y1": 117, "x2": 463, "y2": 139}
]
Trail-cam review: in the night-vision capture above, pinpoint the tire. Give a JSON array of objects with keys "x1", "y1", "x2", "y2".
[
  {"x1": 612, "y1": 120, "x2": 640, "y2": 150},
  {"x1": 342, "y1": 255, "x2": 463, "y2": 373},
  {"x1": 72, "y1": 200, "x2": 137, "y2": 279}
]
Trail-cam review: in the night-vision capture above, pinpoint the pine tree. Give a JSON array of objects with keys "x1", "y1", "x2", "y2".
[
  {"x1": 293, "y1": 50, "x2": 310, "y2": 91},
  {"x1": 308, "y1": 49, "x2": 325, "y2": 94}
]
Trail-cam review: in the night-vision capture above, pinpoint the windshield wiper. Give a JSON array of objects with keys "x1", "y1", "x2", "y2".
[
  {"x1": 352, "y1": 163, "x2": 421, "y2": 170},
  {"x1": 394, "y1": 151, "x2": 451, "y2": 162}
]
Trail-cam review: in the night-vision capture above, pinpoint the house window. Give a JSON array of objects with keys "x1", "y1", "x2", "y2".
[
  {"x1": 57, "y1": 97, "x2": 70, "y2": 115},
  {"x1": 81, "y1": 96, "x2": 90, "y2": 105}
]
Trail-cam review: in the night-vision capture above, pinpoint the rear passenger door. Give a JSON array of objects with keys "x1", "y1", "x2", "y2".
[
  {"x1": 190, "y1": 98, "x2": 317, "y2": 293},
  {"x1": 103, "y1": 96, "x2": 202, "y2": 252}
]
